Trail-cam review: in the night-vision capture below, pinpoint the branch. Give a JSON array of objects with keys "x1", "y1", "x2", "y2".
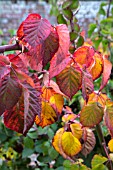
[
  {"x1": 0, "y1": 43, "x2": 27, "y2": 53},
  {"x1": 107, "y1": 0, "x2": 112, "y2": 18}
]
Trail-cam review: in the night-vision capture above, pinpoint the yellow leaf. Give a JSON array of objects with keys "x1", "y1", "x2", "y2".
[
  {"x1": 70, "y1": 123, "x2": 83, "y2": 139},
  {"x1": 108, "y1": 139, "x2": 113, "y2": 152},
  {"x1": 61, "y1": 132, "x2": 82, "y2": 156},
  {"x1": 35, "y1": 101, "x2": 57, "y2": 127},
  {"x1": 52, "y1": 128, "x2": 64, "y2": 155},
  {"x1": 50, "y1": 94, "x2": 64, "y2": 113}
]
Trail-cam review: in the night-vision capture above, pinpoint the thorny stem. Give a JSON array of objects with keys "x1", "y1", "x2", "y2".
[
  {"x1": 96, "y1": 124, "x2": 113, "y2": 170},
  {"x1": 0, "y1": 43, "x2": 28, "y2": 53}
]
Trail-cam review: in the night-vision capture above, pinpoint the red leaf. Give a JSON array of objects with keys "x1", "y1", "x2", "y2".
[
  {"x1": 0, "y1": 74, "x2": 22, "y2": 115},
  {"x1": 82, "y1": 66, "x2": 94, "y2": 101},
  {"x1": 49, "y1": 24, "x2": 70, "y2": 78},
  {"x1": 23, "y1": 14, "x2": 51, "y2": 47},
  {"x1": 17, "y1": 13, "x2": 41, "y2": 40},
  {"x1": 56, "y1": 63, "x2": 82, "y2": 99},
  {"x1": 0, "y1": 55, "x2": 10, "y2": 80},
  {"x1": 22, "y1": 83, "x2": 41, "y2": 135},
  {"x1": 99, "y1": 57, "x2": 112, "y2": 91},
  {"x1": 42, "y1": 27, "x2": 59, "y2": 67},
  {"x1": 4, "y1": 95, "x2": 24, "y2": 134},
  {"x1": 7, "y1": 54, "x2": 28, "y2": 73}
]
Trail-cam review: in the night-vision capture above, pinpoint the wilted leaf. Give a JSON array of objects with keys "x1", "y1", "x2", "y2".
[
  {"x1": 89, "y1": 52, "x2": 103, "y2": 80},
  {"x1": 50, "y1": 94, "x2": 64, "y2": 113},
  {"x1": 108, "y1": 139, "x2": 113, "y2": 152},
  {"x1": 0, "y1": 74, "x2": 22, "y2": 115},
  {"x1": 73, "y1": 46, "x2": 95, "y2": 68},
  {"x1": 22, "y1": 83, "x2": 41, "y2": 134},
  {"x1": 105, "y1": 100, "x2": 113, "y2": 137},
  {"x1": 82, "y1": 67, "x2": 94, "y2": 101},
  {"x1": 99, "y1": 57, "x2": 112, "y2": 91},
  {"x1": 70, "y1": 123, "x2": 83, "y2": 139},
  {"x1": 81, "y1": 128, "x2": 96, "y2": 157},
  {"x1": 80, "y1": 102, "x2": 104, "y2": 127},
  {"x1": 4, "y1": 95, "x2": 24, "y2": 134},
  {"x1": 91, "y1": 154, "x2": 108, "y2": 169},
  {"x1": 88, "y1": 92, "x2": 108, "y2": 108},
  {"x1": 49, "y1": 24, "x2": 70, "y2": 78},
  {"x1": 56, "y1": 63, "x2": 82, "y2": 99},
  {"x1": 61, "y1": 132, "x2": 82, "y2": 156},
  {"x1": 35, "y1": 101, "x2": 57, "y2": 127}
]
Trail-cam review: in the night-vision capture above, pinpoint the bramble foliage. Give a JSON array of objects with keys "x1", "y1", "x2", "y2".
[{"x1": 0, "y1": 0, "x2": 113, "y2": 169}]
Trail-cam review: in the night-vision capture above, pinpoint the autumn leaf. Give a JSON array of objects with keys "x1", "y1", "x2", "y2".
[
  {"x1": 73, "y1": 46, "x2": 95, "y2": 68},
  {"x1": 81, "y1": 128, "x2": 96, "y2": 157},
  {"x1": 61, "y1": 132, "x2": 82, "y2": 156},
  {"x1": 99, "y1": 57, "x2": 112, "y2": 91},
  {"x1": 0, "y1": 55, "x2": 10, "y2": 80},
  {"x1": 50, "y1": 94, "x2": 64, "y2": 113},
  {"x1": 42, "y1": 27, "x2": 59, "y2": 67},
  {"x1": 35, "y1": 101, "x2": 57, "y2": 127},
  {"x1": 62, "y1": 113, "x2": 77, "y2": 123},
  {"x1": 108, "y1": 139, "x2": 113, "y2": 152},
  {"x1": 80, "y1": 101, "x2": 104, "y2": 127},
  {"x1": 89, "y1": 52, "x2": 103, "y2": 80},
  {"x1": 105, "y1": 100, "x2": 113, "y2": 137},
  {"x1": 22, "y1": 82, "x2": 41, "y2": 134},
  {"x1": 56, "y1": 63, "x2": 82, "y2": 99},
  {"x1": 4, "y1": 95, "x2": 24, "y2": 134},
  {"x1": 49, "y1": 24, "x2": 70, "y2": 78},
  {"x1": 82, "y1": 66, "x2": 94, "y2": 101},
  {"x1": 41, "y1": 86, "x2": 56, "y2": 101},
  {"x1": 88, "y1": 92, "x2": 108, "y2": 108},
  {"x1": 70, "y1": 123, "x2": 83, "y2": 140},
  {"x1": 0, "y1": 74, "x2": 22, "y2": 115}
]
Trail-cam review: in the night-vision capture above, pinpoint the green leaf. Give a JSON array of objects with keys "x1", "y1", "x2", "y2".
[
  {"x1": 91, "y1": 154, "x2": 108, "y2": 168},
  {"x1": 63, "y1": 9, "x2": 73, "y2": 20},
  {"x1": 0, "y1": 29, "x2": 3, "y2": 35},
  {"x1": 62, "y1": 1, "x2": 72, "y2": 9},
  {"x1": 63, "y1": 160, "x2": 71, "y2": 168},
  {"x1": 22, "y1": 148, "x2": 34, "y2": 158},
  {"x1": 69, "y1": 0, "x2": 79, "y2": 10},
  {"x1": 92, "y1": 164, "x2": 108, "y2": 170},
  {"x1": 57, "y1": 14, "x2": 67, "y2": 24},
  {"x1": 98, "y1": 7, "x2": 106, "y2": 16},
  {"x1": 70, "y1": 32, "x2": 78, "y2": 41},
  {"x1": 74, "y1": 23, "x2": 80, "y2": 32},
  {"x1": 101, "y1": 18, "x2": 113, "y2": 24},
  {"x1": 24, "y1": 136, "x2": 34, "y2": 149},
  {"x1": 48, "y1": 146, "x2": 59, "y2": 159},
  {"x1": 88, "y1": 23, "x2": 97, "y2": 38},
  {"x1": 77, "y1": 36, "x2": 84, "y2": 47}
]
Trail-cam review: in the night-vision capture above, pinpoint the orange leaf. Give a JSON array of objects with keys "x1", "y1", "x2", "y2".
[
  {"x1": 62, "y1": 113, "x2": 77, "y2": 123},
  {"x1": 89, "y1": 52, "x2": 103, "y2": 80},
  {"x1": 108, "y1": 139, "x2": 113, "y2": 152},
  {"x1": 41, "y1": 86, "x2": 56, "y2": 101},
  {"x1": 35, "y1": 101, "x2": 57, "y2": 127},
  {"x1": 88, "y1": 92, "x2": 108, "y2": 108},
  {"x1": 73, "y1": 46, "x2": 95, "y2": 68}
]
